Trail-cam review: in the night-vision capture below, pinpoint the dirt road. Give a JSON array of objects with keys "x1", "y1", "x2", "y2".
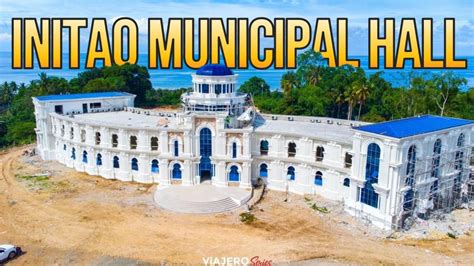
[{"x1": 0, "y1": 145, "x2": 472, "y2": 265}]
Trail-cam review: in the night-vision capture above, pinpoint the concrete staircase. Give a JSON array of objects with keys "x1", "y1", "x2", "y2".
[{"x1": 155, "y1": 193, "x2": 242, "y2": 214}]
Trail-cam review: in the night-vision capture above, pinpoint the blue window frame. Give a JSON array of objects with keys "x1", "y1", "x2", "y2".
[
  {"x1": 360, "y1": 143, "x2": 380, "y2": 208},
  {"x1": 96, "y1": 153, "x2": 102, "y2": 166},
  {"x1": 151, "y1": 159, "x2": 159, "y2": 173},
  {"x1": 314, "y1": 171, "x2": 323, "y2": 186},
  {"x1": 199, "y1": 128, "x2": 213, "y2": 177},
  {"x1": 71, "y1": 148, "x2": 76, "y2": 160},
  {"x1": 232, "y1": 142, "x2": 237, "y2": 158},
  {"x1": 113, "y1": 156, "x2": 120, "y2": 168},
  {"x1": 82, "y1": 151, "x2": 88, "y2": 163},
  {"x1": 202, "y1": 84, "x2": 209, "y2": 93},
  {"x1": 343, "y1": 178, "x2": 350, "y2": 187},
  {"x1": 229, "y1": 165, "x2": 239, "y2": 182},
  {"x1": 259, "y1": 164, "x2": 268, "y2": 177},
  {"x1": 365, "y1": 143, "x2": 381, "y2": 184},
  {"x1": 287, "y1": 166, "x2": 295, "y2": 181},
  {"x1": 215, "y1": 84, "x2": 222, "y2": 94},
  {"x1": 131, "y1": 158, "x2": 138, "y2": 171},
  {"x1": 172, "y1": 164, "x2": 182, "y2": 179},
  {"x1": 174, "y1": 140, "x2": 179, "y2": 157}
]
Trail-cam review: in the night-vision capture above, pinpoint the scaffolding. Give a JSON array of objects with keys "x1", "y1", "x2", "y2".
[{"x1": 394, "y1": 145, "x2": 474, "y2": 230}]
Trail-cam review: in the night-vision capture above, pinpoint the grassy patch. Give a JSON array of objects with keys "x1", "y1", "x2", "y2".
[
  {"x1": 304, "y1": 197, "x2": 330, "y2": 214},
  {"x1": 16, "y1": 174, "x2": 73, "y2": 192},
  {"x1": 310, "y1": 203, "x2": 329, "y2": 213},
  {"x1": 240, "y1": 212, "x2": 257, "y2": 224}
]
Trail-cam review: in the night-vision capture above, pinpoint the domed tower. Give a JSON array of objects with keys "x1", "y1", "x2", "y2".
[{"x1": 182, "y1": 64, "x2": 247, "y2": 115}]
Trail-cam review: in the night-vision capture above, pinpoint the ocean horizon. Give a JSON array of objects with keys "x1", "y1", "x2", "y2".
[{"x1": 1, "y1": 52, "x2": 473, "y2": 90}]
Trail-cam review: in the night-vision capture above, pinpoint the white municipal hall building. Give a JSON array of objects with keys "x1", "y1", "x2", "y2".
[{"x1": 33, "y1": 64, "x2": 473, "y2": 230}]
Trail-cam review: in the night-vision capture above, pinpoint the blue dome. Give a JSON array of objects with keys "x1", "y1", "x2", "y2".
[{"x1": 196, "y1": 64, "x2": 233, "y2": 76}]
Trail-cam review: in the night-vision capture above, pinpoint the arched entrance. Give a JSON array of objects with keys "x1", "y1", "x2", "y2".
[{"x1": 199, "y1": 128, "x2": 213, "y2": 182}]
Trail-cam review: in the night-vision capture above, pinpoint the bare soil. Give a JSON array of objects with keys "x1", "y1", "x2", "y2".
[{"x1": 0, "y1": 145, "x2": 473, "y2": 265}]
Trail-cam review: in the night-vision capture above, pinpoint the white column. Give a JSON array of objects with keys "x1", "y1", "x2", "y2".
[
  {"x1": 118, "y1": 129, "x2": 128, "y2": 150},
  {"x1": 158, "y1": 159, "x2": 170, "y2": 185},
  {"x1": 138, "y1": 130, "x2": 148, "y2": 151},
  {"x1": 241, "y1": 162, "x2": 251, "y2": 188},
  {"x1": 182, "y1": 160, "x2": 193, "y2": 185}
]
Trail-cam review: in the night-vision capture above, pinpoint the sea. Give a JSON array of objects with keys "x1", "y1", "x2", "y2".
[{"x1": 1, "y1": 52, "x2": 473, "y2": 90}]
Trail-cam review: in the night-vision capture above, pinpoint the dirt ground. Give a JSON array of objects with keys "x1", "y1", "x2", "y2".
[{"x1": 1, "y1": 145, "x2": 473, "y2": 265}]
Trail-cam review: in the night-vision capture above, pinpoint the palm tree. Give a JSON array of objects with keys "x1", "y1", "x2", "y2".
[
  {"x1": 344, "y1": 86, "x2": 356, "y2": 120},
  {"x1": 354, "y1": 81, "x2": 370, "y2": 120},
  {"x1": 281, "y1": 71, "x2": 300, "y2": 97},
  {"x1": 335, "y1": 92, "x2": 344, "y2": 118},
  {"x1": 38, "y1": 72, "x2": 49, "y2": 95}
]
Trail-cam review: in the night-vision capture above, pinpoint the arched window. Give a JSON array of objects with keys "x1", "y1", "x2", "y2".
[
  {"x1": 172, "y1": 164, "x2": 182, "y2": 179},
  {"x1": 130, "y1": 136, "x2": 137, "y2": 150},
  {"x1": 232, "y1": 142, "x2": 237, "y2": 158},
  {"x1": 80, "y1": 129, "x2": 86, "y2": 142},
  {"x1": 343, "y1": 178, "x2": 350, "y2": 187},
  {"x1": 61, "y1": 125, "x2": 65, "y2": 136},
  {"x1": 454, "y1": 133, "x2": 465, "y2": 193},
  {"x1": 82, "y1": 150, "x2": 88, "y2": 163},
  {"x1": 95, "y1": 132, "x2": 101, "y2": 145},
  {"x1": 260, "y1": 140, "x2": 269, "y2": 155},
  {"x1": 199, "y1": 128, "x2": 212, "y2": 178},
  {"x1": 71, "y1": 148, "x2": 76, "y2": 160},
  {"x1": 314, "y1": 171, "x2": 323, "y2": 186},
  {"x1": 360, "y1": 143, "x2": 380, "y2": 208},
  {"x1": 288, "y1": 142, "x2": 296, "y2": 157},
  {"x1": 63, "y1": 144, "x2": 67, "y2": 151},
  {"x1": 112, "y1": 134, "x2": 118, "y2": 148},
  {"x1": 96, "y1": 153, "x2": 102, "y2": 166},
  {"x1": 70, "y1": 127, "x2": 74, "y2": 140},
  {"x1": 259, "y1": 164, "x2": 268, "y2": 177},
  {"x1": 113, "y1": 156, "x2": 120, "y2": 168},
  {"x1": 151, "y1": 137, "x2": 159, "y2": 151},
  {"x1": 229, "y1": 165, "x2": 240, "y2": 182},
  {"x1": 344, "y1": 152, "x2": 352, "y2": 168},
  {"x1": 457, "y1": 133, "x2": 465, "y2": 147},
  {"x1": 174, "y1": 140, "x2": 179, "y2": 157},
  {"x1": 404, "y1": 145, "x2": 417, "y2": 211},
  {"x1": 131, "y1": 158, "x2": 138, "y2": 171},
  {"x1": 430, "y1": 139, "x2": 442, "y2": 197},
  {"x1": 405, "y1": 145, "x2": 417, "y2": 186},
  {"x1": 151, "y1": 159, "x2": 159, "y2": 173},
  {"x1": 287, "y1": 166, "x2": 295, "y2": 181},
  {"x1": 316, "y1": 146, "x2": 325, "y2": 161}
]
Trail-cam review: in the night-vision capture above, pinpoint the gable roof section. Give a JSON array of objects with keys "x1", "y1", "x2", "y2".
[{"x1": 354, "y1": 115, "x2": 473, "y2": 139}]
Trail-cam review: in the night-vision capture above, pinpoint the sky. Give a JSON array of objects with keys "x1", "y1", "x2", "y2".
[{"x1": 0, "y1": 0, "x2": 472, "y2": 55}]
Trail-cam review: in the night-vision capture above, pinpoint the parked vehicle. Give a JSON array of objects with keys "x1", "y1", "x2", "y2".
[{"x1": 0, "y1": 244, "x2": 22, "y2": 262}]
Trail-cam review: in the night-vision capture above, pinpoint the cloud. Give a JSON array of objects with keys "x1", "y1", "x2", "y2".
[{"x1": 0, "y1": 32, "x2": 11, "y2": 41}]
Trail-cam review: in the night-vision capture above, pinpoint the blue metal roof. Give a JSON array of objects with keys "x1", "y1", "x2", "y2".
[
  {"x1": 354, "y1": 115, "x2": 473, "y2": 139},
  {"x1": 196, "y1": 64, "x2": 233, "y2": 76},
  {"x1": 35, "y1": 92, "x2": 132, "y2": 102}
]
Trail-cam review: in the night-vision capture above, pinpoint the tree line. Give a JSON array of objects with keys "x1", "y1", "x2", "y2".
[
  {"x1": 240, "y1": 51, "x2": 473, "y2": 122},
  {"x1": 0, "y1": 52, "x2": 473, "y2": 148}
]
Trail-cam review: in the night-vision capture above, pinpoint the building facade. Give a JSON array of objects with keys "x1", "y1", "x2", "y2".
[{"x1": 33, "y1": 64, "x2": 474, "y2": 230}]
